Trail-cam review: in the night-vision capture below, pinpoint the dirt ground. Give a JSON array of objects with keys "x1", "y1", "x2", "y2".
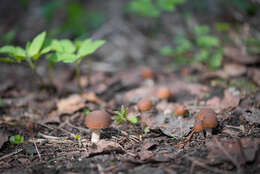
[{"x1": 0, "y1": 0, "x2": 260, "y2": 174}]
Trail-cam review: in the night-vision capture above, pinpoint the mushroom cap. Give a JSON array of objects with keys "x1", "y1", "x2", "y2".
[
  {"x1": 137, "y1": 98, "x2": 153, "y2": 111},
  {"x1": 156, "y1": 87, "x2": 172, "y2": 99},
  {"x1": 194, "y1": 120, "x2": 203, "y2": 132},
  {"x1": 141, "y1": 67, "x2": 154, "y2": 79},
  {"x1": 196, "y1": 108, "x2": 216, "y2": 121},
  {"x1": 203, "y1": 113, "x2": 218, "y2": 129},
  {"x1": 175, "y1": 105, "x2": 187, "y2": 116},
  {"x1": 85, "y1": 110, "x2": 112, "y2": 129}
]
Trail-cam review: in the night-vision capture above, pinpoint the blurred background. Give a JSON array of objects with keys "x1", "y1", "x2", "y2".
[{"x1": 0, "y1": 0, "x2": 260, "y2": 72}]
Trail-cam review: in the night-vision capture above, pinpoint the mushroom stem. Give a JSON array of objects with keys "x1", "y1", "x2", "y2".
[
  {"x1": 91, "y1": 129, "x2": 101, "y2": 143},
  {"x1": 205, "y1": 128, "x2": 212, "y2": 137}
]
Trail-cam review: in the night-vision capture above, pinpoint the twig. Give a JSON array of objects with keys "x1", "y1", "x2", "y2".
[
  {"x1": 33, "y1": 138, "x2": 42, "y2": 161},
  {"x1": 0, "y1": 148, "x2": 23, "y2": 161}
]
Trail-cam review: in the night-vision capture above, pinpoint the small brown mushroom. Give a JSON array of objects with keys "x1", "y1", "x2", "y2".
[
  {"x1": 141, "y1": 67, "x2": 154, "y2": 79},
  {"x1": 202, "y1": 112, "x2": 218, "y2": 136},
  {"x1": 193, "y1": 120, "x2": 203, "y2": 132},
  {"x1": 85, "y1": 110, "x2": 112, "y2": 143},
  {"x1": 175, "y1": 105, "x2": 188, "y2": 117},
  {"x1": 196, "y1": 108, "x2": 216, "y2": 121},
  {"x1": 156, "y1": 87, "x2": 172, "y2": 100},
  {"x1": 137, "y1": 98, "x2": 153, "y2": 111}
]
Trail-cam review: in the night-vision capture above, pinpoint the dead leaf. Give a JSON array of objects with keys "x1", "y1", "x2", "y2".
[
  {"x1": 81, "y1": 92, "x2": 106, "y2": 106},
  {"x1": 155, "y1": 113, "x2": 195, "y2": 138},
  {"x1": 220, "y1": 88, "x2": 240, "y2": 109},
  {"x1": 0, "y1": 131, "x2": 9, "y2": 149},
  {"x1": 224, "y1": 46, "x2": 260, "y2": 64},
  {"x1": 248, "y1": 68, "x2": 260, "y2": 86},
  {"x1": 57, "y1": 94, "x2": 86, "y2": 115},
  {"x1": 82, "y1": 140, "x2": 123, "y2": 158}
]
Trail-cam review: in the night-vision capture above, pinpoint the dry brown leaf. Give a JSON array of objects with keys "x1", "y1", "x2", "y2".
[
  {"x1": 82, "y1": 140, "x2": 123, "y2": 157},
  {"x1": 57, "y1": 94, "x2": 86, "y2": 115},
  {"x1": 220, "y1": 88, "x2": 240, "y2": 109},
  {"x1": 81, "y1": 92, "x2": 106, "y2": 106},
  {"x1": 224, "y1": 46, "x2": 260, "y2": 64}
]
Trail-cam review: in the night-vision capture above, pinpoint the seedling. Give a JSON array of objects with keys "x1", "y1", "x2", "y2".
[
  {"x1": 9, "y1": 135, "x2": 24, "y2": 145},
  {"x1": 83, "y1": 109, "x2": 91, "y2": 115},
  {"x1": 0, "y1": 31, "x2": 51, "y2": 88},
  {"x1": 114, "y1": 105, "x2": 139, "y2": 124},
  {"x1": 161, "y1": 25, "x2": 223, "y2": 70},
  {"x1": 0, "y1": 98, "x2": 2, "y2": 106},
  {"x1": 47, "y1": 38, "x2": 106, "y2": 92}
]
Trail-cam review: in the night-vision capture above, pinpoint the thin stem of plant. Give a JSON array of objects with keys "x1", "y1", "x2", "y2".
[
  {"x1": 87, "y1": 57, "x2": 92, "y2": 85},
  {"x1": 75, "y1": 60, "x2": 83, "y2": 93},
  {"x1": 26, "y1": 59, "x2": 46, "y2": 88},
  {"x1": 48, "y1": 62, "x2": 55, "y2": 86}
]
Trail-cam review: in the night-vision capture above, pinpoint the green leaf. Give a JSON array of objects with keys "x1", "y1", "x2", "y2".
[
  {"x1": 209, "y1": 50, "x2": 223, "y2": 69},
  {"x1": 59, "y1": 39, "x2": 76, "y2": 53},
  {"x1": 194, "y1": 49, "x2": 209, "y2": 62},
  {"x1": 27, "y1": 31, "x2": 46, "y2": 57},
  {"x1": 0, "y1": 45, "x2": 15, "y2": 54},
  {"x1": 77, "y1": 39, "x2": 106, "y2": 58},
  {"x1": 157, "y1": 0, "x2": 185, "y2": 11},
  {"x1": 196, "y1": 35, "x2": 219, "y2": 47},
  {"x1": 54, "y1": 52, "x2": 79, "y2": 63},
  {"x1": 9, "y1": 135, "x2": 24, "y2": 144},
  {"x1": 160, "y1": 46, "x2": 174, "y2": 56},
  {"x1": 0, "y1": 57, "x2": 16, "y2": 63},
  {"x1": 127, "y1": 116, "x2": 138, "y2": 124},
  {"x1": 194, "y1": 25, "x2": 210, "y2": 36},
  {"x1": 127, "y1": 0, "x2": 160, "y2": 17}
]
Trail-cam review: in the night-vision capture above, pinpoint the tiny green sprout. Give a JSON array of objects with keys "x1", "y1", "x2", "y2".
[
  {"x1": 75, "y1": 134, "x2": 81, "y2": 140},
  {"x1": 9, "y1": 135, "x2": 24, "y2": 145},
  {"x1": 114, "y1": 106, "x2": 139, "y2": 124},
  {"x1": 128, "y1": 115, "x2": 139, "y2": 124},
  {"x1": 114, "y1": 105, "x2": 128, "y2": 124},
  {"x1": 83, "y1": 109, "x2": 91, "y2": 115}
]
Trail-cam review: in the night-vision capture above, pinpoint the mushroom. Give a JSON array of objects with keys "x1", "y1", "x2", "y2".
[
  {"x1": 141, "y1": 67, "x2": 154, "y2": 79},
  {"x1": 141, "y1": 67, "x2": 155, "y2": 86},
  {"x1": 175, "y1": 105, "x2": 188, "y2": 117},
  {"x1": 85, "y1": 110, "x2": 112, "y2": 143},
  {"x1": 156, "y1": 87, "x2": 172, "y2": 100},
  {"x1": 137, "y1": 98, "x2": 153, "y2": 111},
  {"x1": 202, "y1": 112, "x2": 218, "y2": 136},
  {"x1": 196, "y1": 108, "x2": 216, "y2": 121},
  {"x1": 196, "y1": 108, "x2": 217, "y2": 136}
]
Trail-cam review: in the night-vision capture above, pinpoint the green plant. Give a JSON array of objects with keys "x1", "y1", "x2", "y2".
[
  {"x1": 0, "y1": 98, "x2": 2, "y2": 106},
  {"x1": 114, "y1": 105, "x2": 139, "y2": 124},
  {"x1": 127, "y1": 0, "x2": 185, "y2": 17},
  {"x1": 161, "y1": 25, "x2": 223, "y2": 70},
  {"x1": 47, "y1": 38, "x2": 106, "y2": 92},
  {"x1": 9, "y1": 135, "x2": 24, "y2": 145},
  {"x1": 83, "y1": 109, "x2": 91, "y2": 115},
  {"x1": 0, "y1": 31, "x2": 51, "y2": 87}
]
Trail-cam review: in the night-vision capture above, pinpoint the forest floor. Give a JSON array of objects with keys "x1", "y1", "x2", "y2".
[{"x1": 0, "y1": 59, "x2": 259, "y2": 174}]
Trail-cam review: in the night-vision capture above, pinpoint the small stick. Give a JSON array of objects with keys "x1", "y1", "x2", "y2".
[{"x1": 0, "y1": 148, "x2": 23, "y2": 161}]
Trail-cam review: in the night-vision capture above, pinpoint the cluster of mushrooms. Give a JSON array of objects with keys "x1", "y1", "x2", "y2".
[{"x1": 84, "y1": 67, "x2": 218, "y2": 143}]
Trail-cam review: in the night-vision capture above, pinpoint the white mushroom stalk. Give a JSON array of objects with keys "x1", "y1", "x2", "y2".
[{"x1": 91, "y1": 129, "x2": 101, "y2": 143}]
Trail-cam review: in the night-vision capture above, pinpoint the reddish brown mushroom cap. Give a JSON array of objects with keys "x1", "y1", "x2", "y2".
[
  {"x1": 137, "y1": 98, "x2": 153, "y2": 111},
  {"x1": 175, "y1": 105, "x2": 187, "y2": 116},
  {"x1": 194, "y1": 120, "x2": 203, "y2": 132},
  {"x1": 156, "y1": 87, "x2": 172, "y2": 99},
  {"x1": 196, "y1": 108, "x2": 216, "y2": 121},
  {"x1": 202, "y1": 113, "x2": 218, "y2": 129},
  {"x1": 85, "y1": 110, "x2": 112, "y2": 129},
  {"x1": 141, "y1": 67, "x2": 154, "y2": 79}
]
